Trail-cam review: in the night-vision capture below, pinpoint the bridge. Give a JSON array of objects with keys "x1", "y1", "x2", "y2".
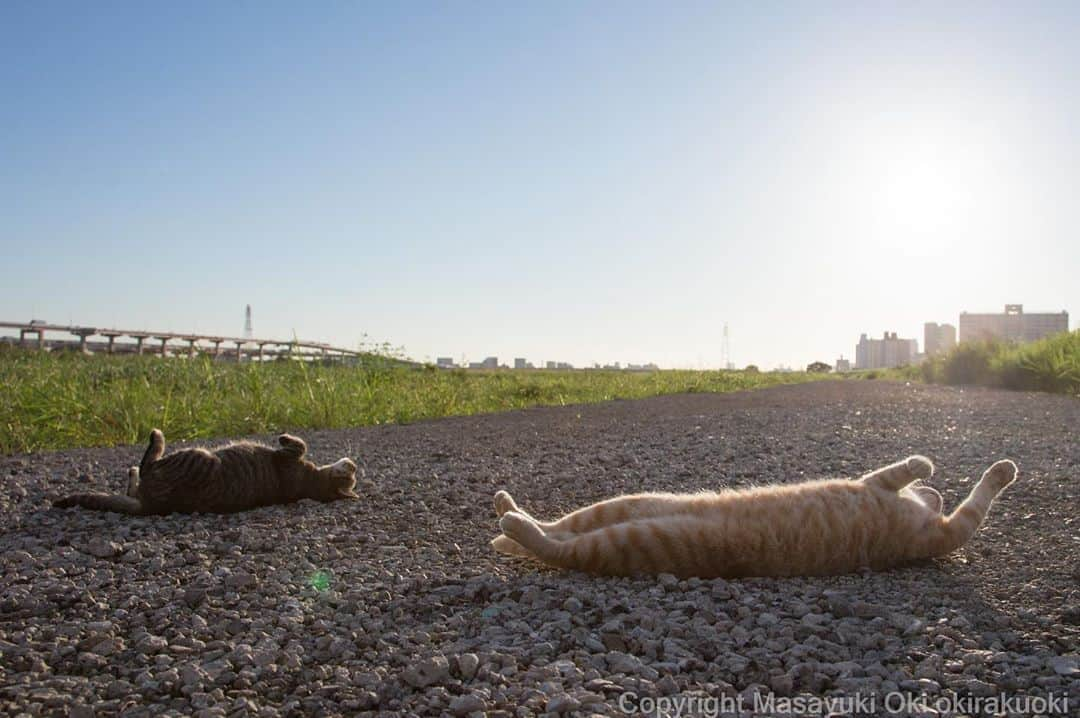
[{"x1": 0, "y1": 321, "x2": 366, "y2": 362}]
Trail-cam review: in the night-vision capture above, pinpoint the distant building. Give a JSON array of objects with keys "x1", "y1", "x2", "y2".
[
  {"x1": 514, "y1": 357, "x2": 529, "y2": 369},
  {"x1": 465, "y1": 357, "x2": 498, "y2": 369},
  {"x1": 835, "y1": 356, "x2": 851, "y2": 373},
  {"x1": 855, "y1": 332, "x2": 918, "y2": 369},
  {"x1": 545, "y1": 361, "x2": 557, "y2": 370},
  {"x1": 923, "y1": 323, "x2": 957, "y2": 357},
  {"x1": 436, "y1": 357, "x2": 455, "y2": 368},
  {"x1": 466, "y1": 356, "x2": 498, "y2": 370},
  {"x1": 959, "y1": 304, "x2": 1068, "y2": 344}
]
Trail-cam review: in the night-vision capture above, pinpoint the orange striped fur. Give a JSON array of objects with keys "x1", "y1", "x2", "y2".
[{"x1": 492, "y1": 456, "x2": 1017, "y2": 578}]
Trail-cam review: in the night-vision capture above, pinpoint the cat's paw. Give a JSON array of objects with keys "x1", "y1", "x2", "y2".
[
  {"x1": 127, "y1": 467, "x2": 140, "y2": 497},
  {"x1": 499, "y1": 511, "x2": 545, "y2": 546},
  {"x1": 905, "y1": 455, "x2": 934, "y2": 481},
  {"x1": 491, "y1": 534, "x2": 532, "y2": 557},
  {"x1": 278, "y1": 434, "x2": 308, "y2": 458},
  {"x1": 328, "y1": 458, "x2": 357, "y2": 479},
  {"x1": 494, "y1": 490, "x2": 519, "y2": 517},
  {"x1": 981, "y1": 459, "x2": 1018, "y2": 492}
]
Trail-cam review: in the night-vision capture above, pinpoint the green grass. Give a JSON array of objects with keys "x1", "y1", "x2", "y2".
[
  {"x1": 894, "y1": 330, "x2": 1080, "y2": 395},
  {"x1": 0, "y1": 348, "x2": 826, "y2": 454}
]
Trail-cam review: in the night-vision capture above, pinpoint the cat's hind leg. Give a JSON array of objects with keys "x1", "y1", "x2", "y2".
[
  {"x1": 861, "y1": 455, "x2": 933, "y2": 491},
  {"x1": 490, "y1": 534, "x2": 534, "y2": 558},
  {"x1": 494, "y1": 490, "x2": 575, "y2": 535},
  {"x1": 495, "y1": 490, "x2": 671, "y2": 541},
  {"x1": 277, "y1": 434, "x2": 308, "y2": 460},
  {"x1": 496, "y1": 489, "x2": 703, "y2": 542},
  {"x1": 538, "y1": 493, "x2": 695, "y2": 536},
  {"x1": 493, "y1": 492, "x2": 541, "y2": 556},
  {"x1": 499, "y1": 511, "x2": 561, "y2": 563},
  {"x1": 127, "y1": 467, "x2": 140, "y2": 497},
  {"x1": 931, "y1": 459, "x2": 1017, "y2": 555},
  {"x1": 498, "y1": 511, "x2": 670, "y2": 576}
]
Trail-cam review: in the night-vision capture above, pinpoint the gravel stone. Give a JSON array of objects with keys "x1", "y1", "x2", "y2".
[
  {"x1": 456, "y1": 652, "x2": 480, "y2": 680},
  {"x1": 448, "y1": 693, "x2": 486, "y2": 715},
  {"x1": 546, "y1": 693, "x2": 581, "y2": 713},
  {"x1": 85, "y1": 537, "x2": 123, "y2": 559},
  {"x1": 402, "y1": 655, "x2": 450, "y2": 688}
]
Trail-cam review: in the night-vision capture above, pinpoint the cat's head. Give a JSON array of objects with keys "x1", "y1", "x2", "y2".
[{"x1": 312, "y1": 458, "x2": 359, "y2": 501}]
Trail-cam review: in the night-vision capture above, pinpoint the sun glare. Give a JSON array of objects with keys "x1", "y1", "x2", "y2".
[
  {"x1": 857, "y1": 126, "x2": 998, "y2": 250},
  {"x1": 876, "y1": 153, "x2": 970, "y2": 230}
]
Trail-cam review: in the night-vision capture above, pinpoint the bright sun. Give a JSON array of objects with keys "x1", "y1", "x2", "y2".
[
  {"x1": 868, "y1": 136, "x2": 985, "y2": 241},
  {"x1": 839, "y1": 110, "x2": 1004, "y2": 252}
]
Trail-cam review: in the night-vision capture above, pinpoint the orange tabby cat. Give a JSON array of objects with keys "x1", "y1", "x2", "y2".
[{"x1": 492, "y1": 456, "x2": 1017, "y2": 578}]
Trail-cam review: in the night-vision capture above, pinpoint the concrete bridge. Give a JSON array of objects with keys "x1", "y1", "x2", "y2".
[{"x1": 0, "y1": 321, "x2": 366, "y2": 362}]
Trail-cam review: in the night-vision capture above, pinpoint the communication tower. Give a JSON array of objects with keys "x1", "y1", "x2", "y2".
[{"x1": 244, "y1": 305, "x2": 253, "y2": 340}]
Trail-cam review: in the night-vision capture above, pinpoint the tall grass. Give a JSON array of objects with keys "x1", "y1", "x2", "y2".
[
  {"x1": 0, "y1": 349, "x2": 824, "y2": 453},
  {"x1": 903, "y1": 330, "x2": 1080, "y2": 395}
]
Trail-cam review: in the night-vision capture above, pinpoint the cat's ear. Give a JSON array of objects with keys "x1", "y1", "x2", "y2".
[{"x1": 277, "y1": 434, "x2": 307, "y2": 459}]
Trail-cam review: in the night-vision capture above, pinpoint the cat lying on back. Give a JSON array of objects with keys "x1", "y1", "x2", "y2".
[
  {"x1": 492, "y1": 455, "x2": 1017, "y2": 578},
  {"x1": 54, "y1": 429, "x2": 358, "y2": 515}
]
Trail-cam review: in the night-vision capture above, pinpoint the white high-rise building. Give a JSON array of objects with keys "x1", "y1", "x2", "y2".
[
  {"x1": 855, "y1": 332, "x2": 918, "y2": 369},
  {"x1": 959, "y1": 304, "x2": 1068, "y2": 344},
  {"x1": 924, "y1": 322, "x2": 957, "y2": 356}
]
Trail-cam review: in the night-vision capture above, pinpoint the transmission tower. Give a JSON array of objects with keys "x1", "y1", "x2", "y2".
[
  {"x1": 244, "y1": 305, "x2": 253, "y2": 340},
  {"x1": 722, "y1": 323, "x2": 733, "y2": 370}
]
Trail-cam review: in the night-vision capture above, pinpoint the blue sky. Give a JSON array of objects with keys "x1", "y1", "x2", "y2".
[{"x1": 3, "y1": 2, "x2": 1077, "y2": 368}]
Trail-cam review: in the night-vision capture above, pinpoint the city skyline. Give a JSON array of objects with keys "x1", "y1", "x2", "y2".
[
  {"x1": 3, "y1": 3, "x2": 1079, "y2": 369},
  {"x1": 2, "y1": 297, "x2": 1071, "y2": 371}
]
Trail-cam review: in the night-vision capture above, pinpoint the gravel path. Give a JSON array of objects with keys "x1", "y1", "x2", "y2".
[{"x1": 1, "y1": 380, "x2": 1077, "y2": 717}]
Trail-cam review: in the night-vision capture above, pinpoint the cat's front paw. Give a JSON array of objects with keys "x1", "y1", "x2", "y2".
[
  {"x1": 981, "y1": 459, "x2": 1018, "y2": 491},
  {"x1": 905, "y1": 455, "x2": 934, "y2": 481}
]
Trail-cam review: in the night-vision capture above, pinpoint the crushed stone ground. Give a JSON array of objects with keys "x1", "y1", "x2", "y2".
[{"x1": 1, "y1": 380, "x2": 1077, "y2": 716}]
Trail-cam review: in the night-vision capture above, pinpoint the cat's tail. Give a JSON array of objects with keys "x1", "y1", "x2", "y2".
[
  {"x1": 53, "y1": 493, "x2": 144, "y2": 515},
  {"x1": 140, "y1": 429, "x2": 165, "y2": 476}
]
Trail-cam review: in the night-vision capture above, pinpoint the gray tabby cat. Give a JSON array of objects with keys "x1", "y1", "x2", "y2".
[{"x1": 54, "y1": 429, "x2": 358, "y2": 515}]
